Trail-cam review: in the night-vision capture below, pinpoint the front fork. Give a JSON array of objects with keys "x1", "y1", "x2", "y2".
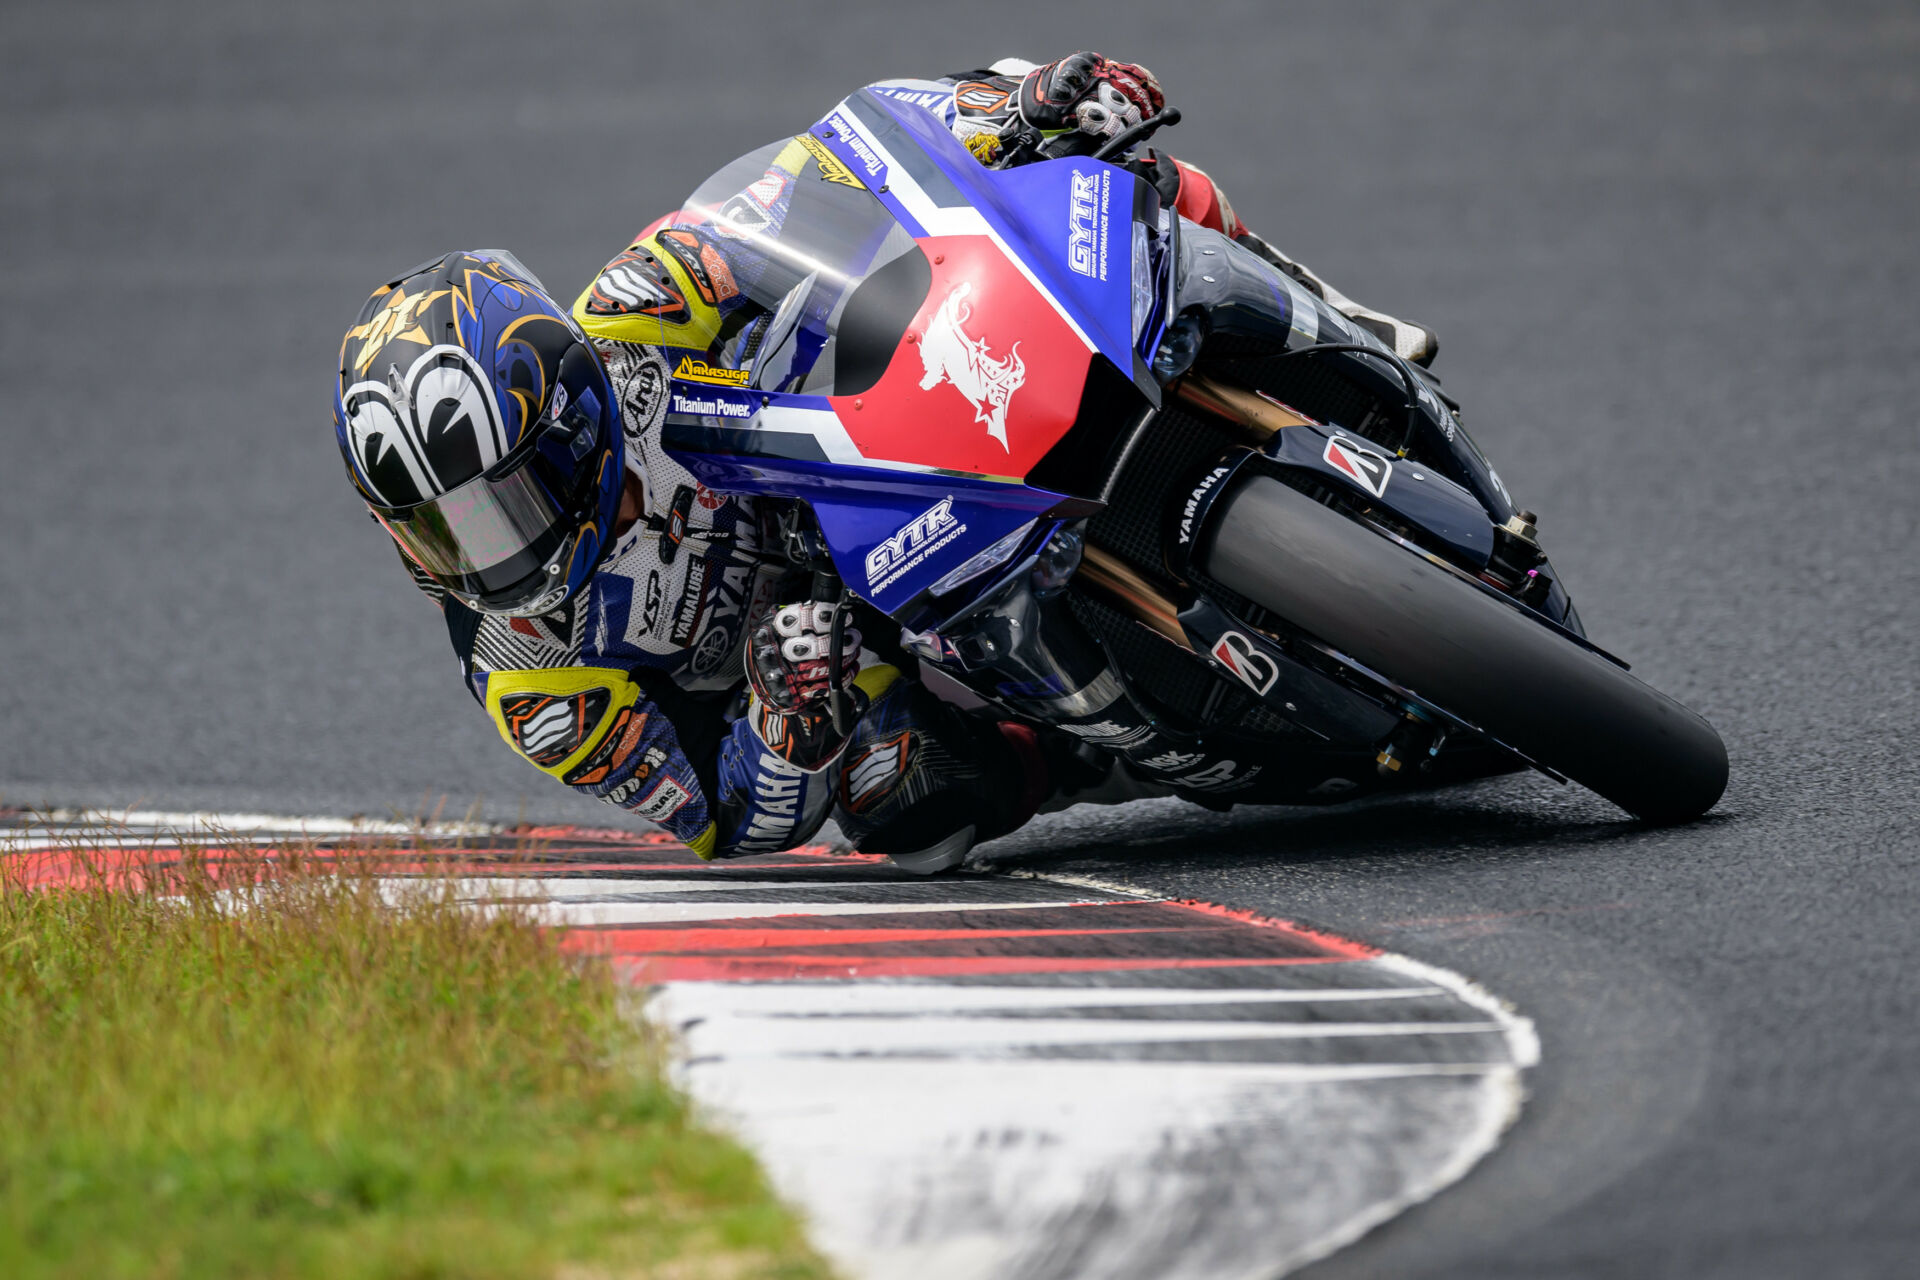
[{"x1": 916, "y1": 540, "x2": 1280, "y2": 801}]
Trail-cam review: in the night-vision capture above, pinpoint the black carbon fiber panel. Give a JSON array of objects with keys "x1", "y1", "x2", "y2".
[
  {"x1": 1086, "y1": 403, "x2": 1244, "y2": 577},
  {"x1": 1066, "y1": 589, "x2": 1236, "y2": 726},
  {"x1": 1207, "y1": 348, "x2": 1395, "y2": 449}
]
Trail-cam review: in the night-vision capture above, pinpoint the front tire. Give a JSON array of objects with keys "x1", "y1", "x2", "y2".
[{"x1": 1200, "y1": 476, "x2": 1728, "y2": 822}]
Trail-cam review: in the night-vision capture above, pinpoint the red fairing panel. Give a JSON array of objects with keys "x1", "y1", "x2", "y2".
[{"x1": 829, "y1": 235, "x2": 1094, "y2": 481}]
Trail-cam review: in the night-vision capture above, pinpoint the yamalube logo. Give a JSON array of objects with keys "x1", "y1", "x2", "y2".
[
  {"x1": 1322, "y1": 435, "x2": 1394, "y2": 498},
  {"x1": 918, "y1": 282, "x2": 1026, "y2": 451}
]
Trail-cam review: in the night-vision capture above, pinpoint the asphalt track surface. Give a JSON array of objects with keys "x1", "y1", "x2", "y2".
[{"x1": 2, "y1": 2, "x2": 1916, "y2": 1277}]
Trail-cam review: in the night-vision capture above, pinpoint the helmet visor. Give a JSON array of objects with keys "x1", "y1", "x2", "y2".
[
  {"x1": 373, "y1": 461, "x2": 574, "y2": 593},
  {"x1": 370, "y1": 342, "x2": 616, "y2": 614}
]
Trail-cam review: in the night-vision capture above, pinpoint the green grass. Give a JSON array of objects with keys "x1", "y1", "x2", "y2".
[{"x1": 0, "y1": 835, "x2": 830, "y2": 1280}]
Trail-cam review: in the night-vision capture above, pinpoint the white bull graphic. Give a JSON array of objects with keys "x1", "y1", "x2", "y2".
[{"x1": 917, "y1": 282, "x2": 1026, "y2": 451}]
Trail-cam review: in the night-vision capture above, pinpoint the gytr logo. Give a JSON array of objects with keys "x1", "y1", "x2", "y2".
[
  {"x1": 864, "y1": 497, "x2": 965, "y2": 593},
  {"x1": 918, "y1": 283, "x2": 1026, "y2": 450},
  {"x1": 1067, "y1": 169, "x2": 1108, "y2": 280}
]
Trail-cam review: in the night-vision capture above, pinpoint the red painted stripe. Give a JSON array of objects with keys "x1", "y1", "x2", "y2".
[
  {"x1": 1167, "y1": 898, "x2": 1382, "y2": 960},
  {"x1": 557, "y1": 901, "x2": 1153, "y2": 934},
  {"x1": 561, "y1": 923, "x2": 1227, "y2": 954},
  {"x1": 612, "y1": 953, "x2": 1358, "y2": 982},
  {"x1": 3, "y1": 826, "x2": 1385, "y2": 991},
  {"x1": 2, "y1": 849, "x2": 873, "y2": 887}
]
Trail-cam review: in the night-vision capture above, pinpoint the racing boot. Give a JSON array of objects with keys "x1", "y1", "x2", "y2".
[
  {"x1": 835, "y1": 681, "x2": 1052, "y2": 874},
  {"x1": 1234, "y1": 230, "x2": 1440, "y2": 367}
]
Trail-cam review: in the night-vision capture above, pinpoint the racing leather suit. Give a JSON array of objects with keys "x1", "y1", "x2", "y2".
[{"x1": 411, "y1": 59, "x2": 1430, "y2": 862}]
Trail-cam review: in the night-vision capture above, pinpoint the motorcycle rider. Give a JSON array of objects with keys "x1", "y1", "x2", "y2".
[{"x1": 332, "y1": 53, "x2": 1437, "y2": 872}]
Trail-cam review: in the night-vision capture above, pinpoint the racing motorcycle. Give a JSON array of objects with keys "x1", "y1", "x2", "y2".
[{"x1": 658, "y1": 88, "x2": 1728, "y2": 828}]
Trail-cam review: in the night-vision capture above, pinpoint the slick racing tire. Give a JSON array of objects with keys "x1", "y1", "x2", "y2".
[{"x1": 1200, "y1": 475, "x2": 1729, "y2": 822}]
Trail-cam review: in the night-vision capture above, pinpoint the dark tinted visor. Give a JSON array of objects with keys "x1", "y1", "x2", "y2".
[
  {"x1": 374, "y1": 462, "x2": 574, "y2": 586},
  {"x1": 372, "y1": 342, "x2": 615, "y2": 613}
]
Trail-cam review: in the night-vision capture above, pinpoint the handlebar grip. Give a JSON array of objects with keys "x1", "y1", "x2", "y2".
[{"x1": 1091, "y1": 106, "x2": 1181, "y2": 163}]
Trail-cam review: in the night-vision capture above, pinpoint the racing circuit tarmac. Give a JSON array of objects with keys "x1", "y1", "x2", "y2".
[{"x1": 4, "y1": 1, "x2": 1918, "y2": 1277}]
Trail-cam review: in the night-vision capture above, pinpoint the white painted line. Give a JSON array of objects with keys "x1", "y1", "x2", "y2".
[
  {"x1": 670, "y1": 1035, "x2": 1532, "y2": 1280},
  {"x1": 676, "y1": 1052, "x2": 1523, "y2": 1093},
  {"x1": 667, "y1": 985, "x2": 1448, "y2": 1016},
  {"x1": 0, "y1": 808, "x2": 499, "y2": 851},
  {"x1": 677, "y1": 1014, "x2": 1508, "y2": 1058},
  {"x1": 649, "y1": 865, "x2": 1541, "y2": 1280}
]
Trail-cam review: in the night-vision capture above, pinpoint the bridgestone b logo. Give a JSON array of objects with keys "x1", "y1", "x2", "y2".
[
  {"x1": 1211, "y1": 630, "x2": 1280, "y2": 696},
  {"x1": 1323, "y1": 435, "x2": 1393, "y2": 498}
]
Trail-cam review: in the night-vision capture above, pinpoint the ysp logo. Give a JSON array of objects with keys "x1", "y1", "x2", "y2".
[
  {"x1": 1211, "y1": 631, "x2": 1280, "y2": 697},
  {"x1": 640, "y1": 570, "x2": 662, "y2": 631},
  {"x1": 918, "y1": 282, "x2": 1026, "y2": 450},
  {"x1": 1323, "y1": 435, "x2": 1393, "y2": 498}
]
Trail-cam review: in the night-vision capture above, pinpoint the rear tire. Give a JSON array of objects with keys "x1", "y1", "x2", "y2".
[{"x1": 1201, "y1": 476, "x2": 1728, "y2": 822}]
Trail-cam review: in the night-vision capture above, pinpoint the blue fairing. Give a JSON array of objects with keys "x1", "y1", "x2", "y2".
[
  {"x1": 846, "y1": 92, "x2": 1142, "y2": 379},
  {"x1": 659, "y1": 382, "x2": 1061, "y2": 627},
  {"x1": 658, "y1": 90, "x2": 1156, "y2": 625}
]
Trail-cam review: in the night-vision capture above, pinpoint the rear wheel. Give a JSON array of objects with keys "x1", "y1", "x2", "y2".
[{"x1": 1200, "y1": 476, "x2": 1728, "y2": 821}]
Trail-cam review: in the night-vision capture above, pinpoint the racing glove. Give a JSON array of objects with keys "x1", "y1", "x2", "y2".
[
  {"x1": 744, "y1": 601, "x2": 867, "y2": 768},
  {"x1": 1018, "y1": 52, "x2": 1164, "y2": 143}
]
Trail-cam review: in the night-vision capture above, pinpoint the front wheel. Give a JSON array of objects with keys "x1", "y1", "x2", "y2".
[{"x1": 1200, "y1": 476, "x2": 1728, "y2": 822}]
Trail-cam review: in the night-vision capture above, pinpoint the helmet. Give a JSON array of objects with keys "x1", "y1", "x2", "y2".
[{"x1": 333, "y1": 250, "x2": 623, "y2": 617}]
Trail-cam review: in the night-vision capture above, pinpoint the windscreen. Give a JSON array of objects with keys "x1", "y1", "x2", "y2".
[{"x1": 667, "y1": 134, "x2": 920, "y2": 395}]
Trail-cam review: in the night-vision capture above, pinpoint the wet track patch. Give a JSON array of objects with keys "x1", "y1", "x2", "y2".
[{"x1": 3, "y1": 810, "x2": 1536, "y2": 1279}]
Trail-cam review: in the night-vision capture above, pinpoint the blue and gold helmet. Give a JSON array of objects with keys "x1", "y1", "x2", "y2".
[{"x1": 333, "y1": 250, "x2": 623, "y2": 617}]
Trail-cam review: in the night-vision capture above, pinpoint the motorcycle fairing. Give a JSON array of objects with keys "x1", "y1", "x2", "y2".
[
  {"x1": 662, "y1": 89, "x2": 1161, "y2": 619},
  {"x1": 1174, "y1": 224, "x2": 1517, "y2": 526},
  {"x1": 660, "y1": 381, "x2": 1065, "y2": 626},
  {"x1": 1263, "y1": 425, "x2": 1495, "y2": 567},
  {"x1": 815, "y1": 91, "x2": 1156, "y2": 398},
  {"x1": 827, "y1": 235, "x2": 1092, "y2": 480}
]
